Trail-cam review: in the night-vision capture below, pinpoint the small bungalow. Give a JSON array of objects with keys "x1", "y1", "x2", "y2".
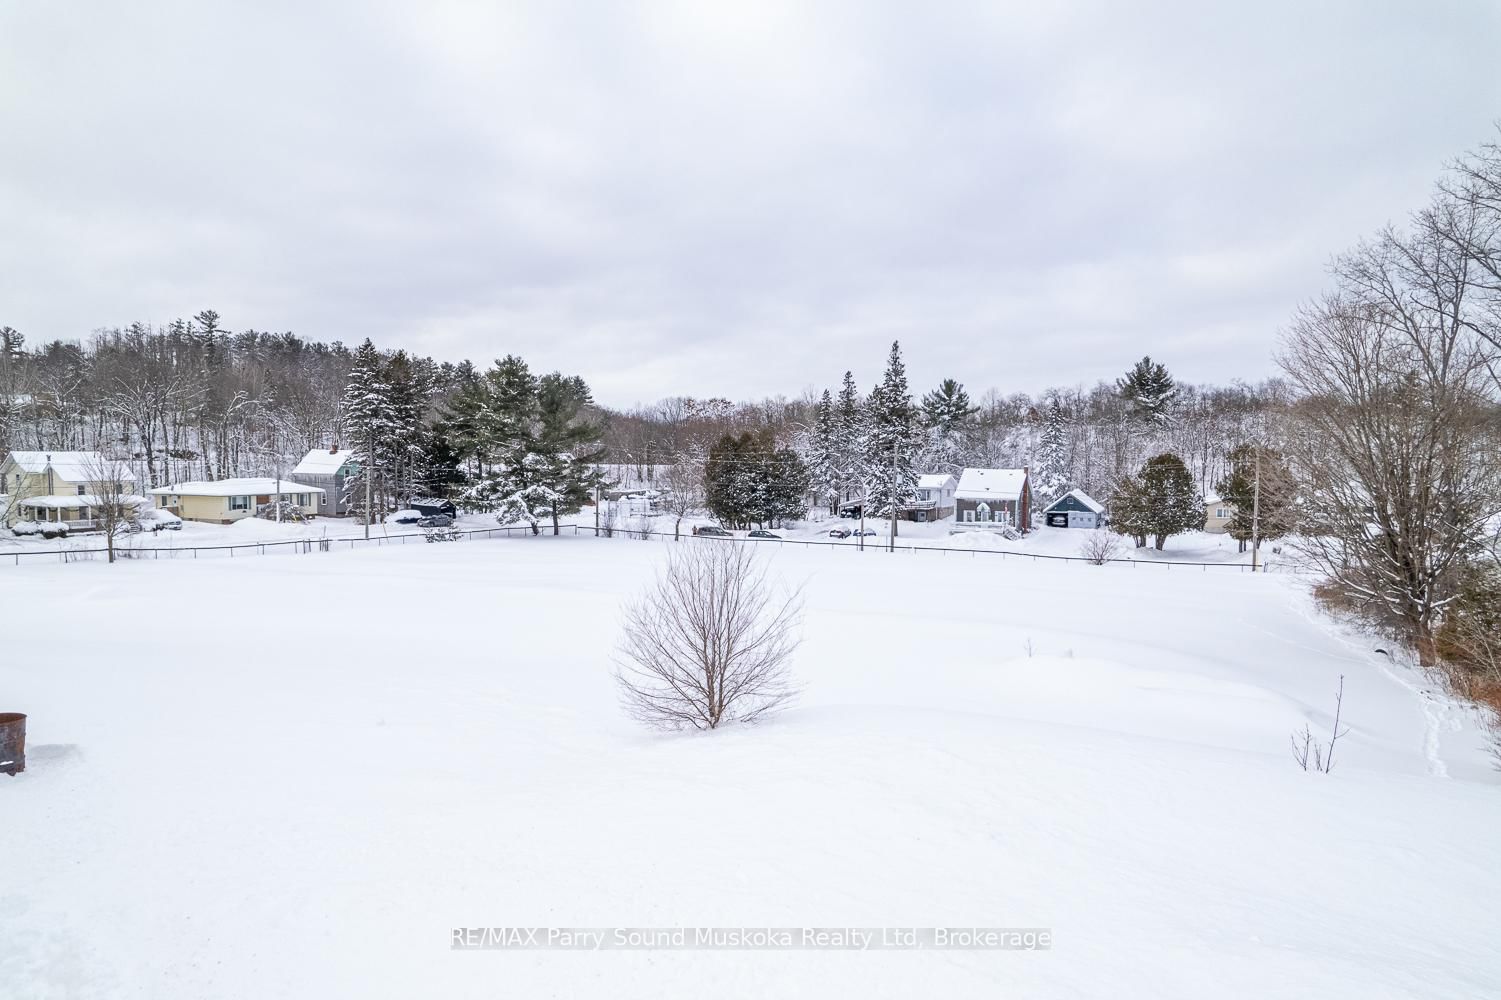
[
  {"x1": 1, "y1": 451, "x2": 143, "y2": 530},
  {"x1": 150, "y1": 478, "x2": 325, "y2": 524},
  {"x1": 1204, "y1": 495, "x2": 1234, "y2": 534},
  {"x1": 952, "y1": 468, "x2": 1031, "y2": 533},
  {"x1": 902, "y1": 474, "x2": 957, "y2": 522},
  {"x1": 291, "y1": 446, "x2": 360, "y2": 517},
  {"x1": 1041, "y1": 489, "x2": 1106, "y2": 529}
]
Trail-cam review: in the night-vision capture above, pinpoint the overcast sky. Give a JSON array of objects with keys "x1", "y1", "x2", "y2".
[{"x1": 3, "y1": 2, "x2": 1500, "y2": 408}]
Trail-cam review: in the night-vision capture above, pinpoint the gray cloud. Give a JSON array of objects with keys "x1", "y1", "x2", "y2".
[{"x1": 3, "y1": 1, "x2": 1499, "y2": 406}]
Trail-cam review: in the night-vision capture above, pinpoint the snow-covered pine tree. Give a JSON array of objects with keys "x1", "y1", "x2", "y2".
[
  {"x1": 452, "y1": 356, "x2": 540, "y2": 524},
  {"x1": 1116, "y1": 356, "x2": 1178, "y2": 426},
  {"x1": 863, "y1": 342, "x2": 921, "y2": 531},
  {"x1": 381, "y1": 350, "x2": 432, "y2": 508},
  {"x1": 528, "y1": 372, "x2": 608, "y2": 535},
  {"x1": 341, "y1": 338, "x2": 397, "y2": 525},
  {"x1": 806, "y1": 388, "x2": 838, "y2": 513},
  {"x1": 917, "y1": 378, "x2": 976, "y2": 476},
  {"x1": 1032, "y1": 394, "x2": 1071, "y2": 508},
  {"x1": 832, "y1": 370, "x2": 869, "y2": 512}
]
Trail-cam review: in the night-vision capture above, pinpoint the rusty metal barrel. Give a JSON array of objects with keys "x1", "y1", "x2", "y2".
[{"x1": 0, "y1": 713, "x2": 25, "y2": 776}]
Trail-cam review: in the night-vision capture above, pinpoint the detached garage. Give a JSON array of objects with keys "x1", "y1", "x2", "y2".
[{"x1": 1042, "y1": 489, "x2": 1105, "y2": 529}]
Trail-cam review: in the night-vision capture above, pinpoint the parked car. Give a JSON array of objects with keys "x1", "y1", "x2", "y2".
[
  {"x1": 138, "y1": 508, "x2": 183, "y2": 532},
  {"x1": 851, "y1": 528, "x2": 877, "y2": 537},
  {"x1": 391, "y1": 509, "x2": 423, "y2": 524},
  {"x1": 827, "y1": 527, "x2": 851, "y2": 538},
  {"x1": 694, "y1": 526, "x2": 733, "y2": 537},
  {"x1": 747, "y1": 529, "x2": 781, "y2": 540},
  {"x1": 416, "y1": 514, "x2": 454, "y2": 528}
]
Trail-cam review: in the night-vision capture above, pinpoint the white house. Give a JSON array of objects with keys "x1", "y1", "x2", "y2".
[
  {"x1": 149, "y1": 478, "x2": 325, "y2": 524},
  {"x1": 1041, "y1": 489, "x2": 1106, "y2": 529},
  {"x1": 902, "y1": 473, "x2": 957, "y2": 522},
  {"x1": 952, "y1": 468, "x2": 1032, "y2": 533}
]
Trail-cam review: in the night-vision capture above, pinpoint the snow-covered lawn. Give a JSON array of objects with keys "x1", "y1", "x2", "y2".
[
  {"x1": 0, "y1": 510, "x2": 503, "y2": 556},
  {"x1": 4, "y1": 535, "x2": 1498, "y2": 998}
]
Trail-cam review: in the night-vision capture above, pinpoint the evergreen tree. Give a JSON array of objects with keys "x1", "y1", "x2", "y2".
[
  {"x1": 381, "y1": 350, "x2": 431, "y2": 507},
  {"x1": 1033, "y1": 394, "x2": 1071, "y2": 508},
  {"x1": 1116, "y1": 356, "x2": 1178, "y2": 426},
  {"x1": 920, "y1": 378, "x2": 976, "y2": 434},
  {"x1": 529, "y1": 372, "x2": 608, "y2": 535},
  {"x1": 807, "y1": 388, "x2": 838, "y2": 513},
  {"x1": 1107, "y1": 473, "x2": 1151, "y2": 548},
  {"x1": 863, "y1": 342, "x2": 921, "y2": 530},
  {"x1": 341, "y1": 338, "x2": 397, "y2": 524},
  {"x1": 1136, "y1": 452, "x2": 1204, "y2": 549},
  {"x1": 832, "y1": 370, "x2": 868, "y2": 512},
  {"x1": 705, "y1": 431, "x2": 809, "y2": 529},
  {"x1": 918, "y1": 377, "x2": 976, "y2": 475},
  {"x1": 1215, "y1": 444, "x2": 1298, "y2": 554}
]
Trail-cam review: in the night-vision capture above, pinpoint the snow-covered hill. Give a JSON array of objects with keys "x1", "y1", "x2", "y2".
[{"x1": 4, "y1": 534, "x2": 1496, "y2": 998}]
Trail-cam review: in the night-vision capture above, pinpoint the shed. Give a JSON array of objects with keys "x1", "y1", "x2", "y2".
[
  {"x1": 1042, "y1": 489, "x2": 1105, "y2": 529},
  {"x1": 410, "y1": 497, "x2": 457, "y2": 519}
]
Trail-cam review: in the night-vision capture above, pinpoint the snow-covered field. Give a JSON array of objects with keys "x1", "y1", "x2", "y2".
[{"x1": 5, "y1": 534, "x2": 1498, "y2": 998}]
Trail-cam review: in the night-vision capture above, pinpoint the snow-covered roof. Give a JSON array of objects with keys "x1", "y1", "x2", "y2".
[
  {"x1": 1204, "y1": 493, "x2": 1223, "y2": 506},
  {"x1": 5, "y1": 451, "x2": 133, "y2": 482},
  {"x1": 292, "y1": 447, "x2": 358, "y2": 476},
  {"x1": 917, "y1": 474, "x2": 956, "y2": 489},
  {"x1": 21, "y1": 494, "x2": 149, "y2": 509},
  {"x1": 1045, "y1": 489, "x2": 1105, "y2": 514},
  {"x1": 148, "y1": 478, "x2": 325, "y2": 497},
  {"x1": 955, "y1": 468, "x2": 1028, "y2": 500}
]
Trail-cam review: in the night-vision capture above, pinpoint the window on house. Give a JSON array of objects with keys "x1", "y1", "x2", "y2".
[
  {"x1": 77, "y1": 484, "x2": 87, "y2": 495},
  {"x1": 1216, "y1": 508, "x2": 1231, "y2": 519},
  {"x1": 229, "y1": 495, "x2": 251, "y2": 511}
]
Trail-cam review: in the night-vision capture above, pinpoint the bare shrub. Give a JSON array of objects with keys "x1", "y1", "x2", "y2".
[
  {"x1": 1291, "y1": 675, "x2": 1351, "y2": 773},
  {"x1": 615, "y1": 541, "x2": 802, "y2": 730},
  {"x1": 1078, "y1": 530, "x2": 1122, "y2": 565}
]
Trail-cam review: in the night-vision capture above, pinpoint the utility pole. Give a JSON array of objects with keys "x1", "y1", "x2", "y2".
[
  {"x1": 1250, "y1": 445, "x2": 1261, "y2": 573},
  {"x1": 858, "y1": 488, "x2": 866, "y2": 551},
  {"x1": 594, "y1": 484, "x2": 600, "y2": 537},
  {"x1": 888, "y1": 437, "x2": 898, "y2": 553}
]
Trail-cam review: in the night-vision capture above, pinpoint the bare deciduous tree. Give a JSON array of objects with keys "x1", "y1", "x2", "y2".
[
  {"x1": 1280, "y1": 284, "x2": 1501, "y2": 665},
  {"x1": 661, "y1": 453, "x2": 706, "y2": 541},
  {"x1": 81, "y1": 454, "x2": 141, "y2": 564},
  {"x1": 615, "y1": 541, "x2": 802, "y2": 731}
]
